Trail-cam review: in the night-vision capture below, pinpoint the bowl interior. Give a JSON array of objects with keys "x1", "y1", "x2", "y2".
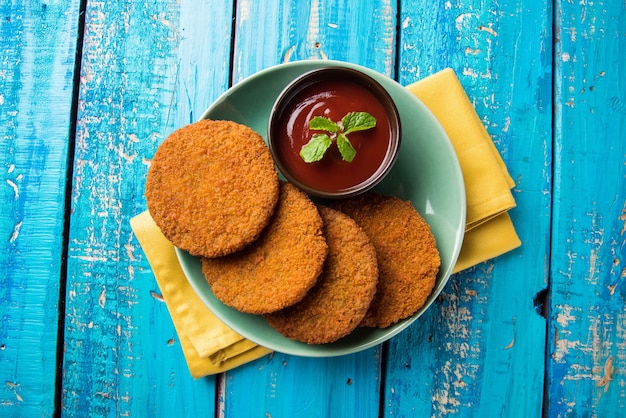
[{"x1": 178, "y1": 60, "x2": 466, "y2": 357}]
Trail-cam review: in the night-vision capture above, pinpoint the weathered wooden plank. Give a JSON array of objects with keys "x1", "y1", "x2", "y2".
[
  {"x1": 548, "y1": 0, "x2": 626, "y2": 415},
  {"x1": 61, "y1": 0, "x2": 234, "y2": 415},
  {"x1": 223, "y1": 349, "x2": 382, "y2": 417},
  {"x1": 0, "y1": 1, "x2": 80, "y2": 415},
  {"x1": 385, "y1": 0, "x2": 552, "y2": 415},
  {"x1": 219, "y1": 1, "x2": 397, "y2": 416},
  {"x1": 232, "y1": 0, "x2": 396, "y2": 80}
]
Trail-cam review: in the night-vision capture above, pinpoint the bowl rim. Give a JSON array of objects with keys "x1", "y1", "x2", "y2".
[{"x1": 267, "y1": 66, "x2": 402, "y2": 199}]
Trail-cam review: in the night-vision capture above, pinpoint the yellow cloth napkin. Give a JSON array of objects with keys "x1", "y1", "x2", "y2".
[
  {"x1": 130, "y1": 67, "x2": 521, "y2": 378},
  {"x1": 405, "y1": 68, "x2": 521, "y2": 272},
  {"x1": 130, "y1": 212, "x2": 272, "y2": 378}
]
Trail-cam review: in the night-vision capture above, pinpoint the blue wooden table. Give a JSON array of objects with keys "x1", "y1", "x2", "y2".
[{"x1": 1, "y1": 0, "x2": 624, "y2": 416}]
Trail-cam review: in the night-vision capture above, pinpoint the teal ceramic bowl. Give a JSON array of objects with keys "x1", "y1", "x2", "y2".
[{"x1": 176, "y1": 60, "x2": 466, "y2": 357}]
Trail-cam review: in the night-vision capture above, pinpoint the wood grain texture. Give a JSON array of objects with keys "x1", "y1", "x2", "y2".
[
  {"x1": 0, "y1": 1, "x2": 80, "y2": 415},
  {"x1": 548, "y1": 0, "x2": 626, "y2": 415},
  {"x1": 385, "y1": 0, "x2": 552, "y2": 415},
  {"x1": 218, "y1": 1, "x2": 397, "y2": 416},
  {"x1": 232, "y1": 0, "x2": 397, "y2": 80},
  {"x1": 222, "y1": 350, "x2": 381, "y2": 418},
  {"x1": 3, "y1": 0, "x2": 625, "y2": 416},
  {"x1": 60, "y1": 0, "x2": 234, "y2": 415}
]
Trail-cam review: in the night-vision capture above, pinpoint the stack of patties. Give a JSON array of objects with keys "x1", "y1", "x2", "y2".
[
  {"x1": 146, "y1": 119, "x2": 440, "y2": 345},
  {"x1": 333, "y1": 193, "x2": 441, "y2": 329},
  {"x1": 263, "y1": 206, "x2": 379, "y2": 344}
]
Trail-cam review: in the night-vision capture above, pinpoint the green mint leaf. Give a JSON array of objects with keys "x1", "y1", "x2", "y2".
[
  {"x1": 300, "y1": 133, "x2": 333, "y2": 163},
  {"x1": 309, "y1": 116, "x2": 339, "y2": 133},
  {"x1": 337, "y1": 133, "x2": 356, "y2": 162},
  {"x1": 341, "y1": 111, "x2": 376, "y2": 135}
]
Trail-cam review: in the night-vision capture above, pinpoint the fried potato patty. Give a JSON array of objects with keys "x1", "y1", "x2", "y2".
[
  {"x1": 264, "y1": 206, "x2": 379, "y2": 344},
  {"x1": 202, "y1": 182, "x2": 328, "y2": 314},
  {"x1": 334, "y1": 192, "x2": 440, "y2": 328},
  {"x1": 145, "y1": 119, "x2": 279, "y2": 258}
]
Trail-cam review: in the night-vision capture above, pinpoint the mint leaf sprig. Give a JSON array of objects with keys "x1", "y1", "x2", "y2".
[{"x1": 299, "y1": 111, "x2": 376, "y2": 163}]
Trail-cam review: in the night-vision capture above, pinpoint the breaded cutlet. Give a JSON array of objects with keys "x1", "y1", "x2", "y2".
[
  {"x1": 202, "y1": 182, "x2": 328, "y2": 314},
  {"x1": 334, "y1": 192, "x2": 440, "y2": 328},
  {"x1": 145, "y1": 119, "x2": 279, "y2": 258}
]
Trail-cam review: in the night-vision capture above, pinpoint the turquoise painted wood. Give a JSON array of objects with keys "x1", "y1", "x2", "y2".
[
  {"x1": 223, "y1": 350, "x2": 381, "y2": 417},
  {"x1": 548, "y1": 0, "x2": 626, "y2": 415},
  {"x1": 231, "y1": 0, "x2": 397, "y2": 80},
  {"x1": 2, "y1": 0, "x2": 626, "y2": 417},
  {"x1": 384, "y1": 0, "x2": 552, "y2": 415},
  {"x1": 0, "y1": 1, "x2": 80, "y2": 415},
  {"x1": 59, "y1": 0, "x2": 233, "y2": 415}
]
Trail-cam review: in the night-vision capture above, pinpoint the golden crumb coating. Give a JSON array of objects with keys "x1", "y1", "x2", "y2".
[
  {"x1": 264, "y1": 206, "x2": 379, "y2": 344},
  {"x1": 202, "y1": 182, "x2": 328, "y2": 314},
  {"x1": 145, "y1": 119, "x2": 279, "y2": 258},
  {"x1": 334, "y1": 192, "x2": 440, "y2": 328}
]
